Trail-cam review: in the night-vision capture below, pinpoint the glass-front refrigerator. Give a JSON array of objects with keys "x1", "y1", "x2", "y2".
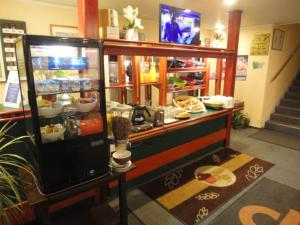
[{"x1": 16, "y1": 35, "x2": 109, "y2": 194}]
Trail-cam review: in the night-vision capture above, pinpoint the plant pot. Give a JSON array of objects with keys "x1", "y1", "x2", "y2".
[{"x1": 125, "y1": 29, "x2": 138, "y2": 41}]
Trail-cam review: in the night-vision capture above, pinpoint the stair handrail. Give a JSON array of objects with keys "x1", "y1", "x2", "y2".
[{"x1": 271, "y1": 41, "x2": 300, "y2": 82}]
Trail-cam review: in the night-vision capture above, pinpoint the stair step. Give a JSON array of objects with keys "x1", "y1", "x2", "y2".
[
  {"x1": 280, "y1": 99, "x2": 300, "y2": 108},
  {"x1": 265, "y1": 120, "x2": 300, "y2": 137},
  {"x1": 270, "y1": 113, "x2": 300, "y2": 126},
  {"x1": 276, "y1": 105, "x2": 300, "y2": 117},
  {"x1": 289, "y1": 86, "x2": 300, "y2": 93},
  {"x1": 285, "y1": 92, "x2": 300, "y2": 100}
]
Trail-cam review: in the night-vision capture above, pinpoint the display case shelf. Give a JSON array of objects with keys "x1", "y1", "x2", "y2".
[
  {"x1": 105, "y1": 84, "x2": 133, "y2": 89},
  {"x1": 36, "y1": 89, "x2": 99, "y2": 96},
  {"x1": 167, "y1": 67, "x2": 208, "y2": 73},
  {"x1": 167, "y1": 84, "x2": 205, "y2": 93},
  {"x1": 139, "y1": 82, "x2": 161, "y2": 86}
]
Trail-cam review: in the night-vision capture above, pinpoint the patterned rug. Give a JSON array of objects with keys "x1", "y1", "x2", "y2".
[
  {"x1": 140, "y1": 148, "x2": 273, "y2": 225},
  {"x1": 208, "y1": 178, "x2": 300, "y2": 225}
]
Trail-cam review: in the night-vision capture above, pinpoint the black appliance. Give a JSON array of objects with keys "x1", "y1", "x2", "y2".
[
  {"x1": 16, "y1": 35, "x2": 109, "y2": 194},
  {"x1": 131, "y1": 105, "x2": 151, "y2": 125}
]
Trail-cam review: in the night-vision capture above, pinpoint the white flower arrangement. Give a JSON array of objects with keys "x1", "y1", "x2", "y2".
[{"x1": 123, "y1": 5, "x2": 144, "y2": 31}]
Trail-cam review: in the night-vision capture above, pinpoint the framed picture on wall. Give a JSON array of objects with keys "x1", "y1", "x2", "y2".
[
  {"x1": 50, "y1": 24, "x2": 79, "y2": 37},
  {"x1": 272, "y1": 29, "x2": 285, "y2": 50}
]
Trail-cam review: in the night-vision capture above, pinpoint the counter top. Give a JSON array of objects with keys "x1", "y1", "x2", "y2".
[{"x1": 128, "y1": 107, "x2": 239, "y2": 143}]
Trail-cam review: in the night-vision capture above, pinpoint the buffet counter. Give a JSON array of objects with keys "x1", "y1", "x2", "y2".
[
  {"x1": 1, "y1": 104, "x2": 242, "y2": 190},
  {"x1": 111, "y1": 107, "x2": 243, "y2": 189}
]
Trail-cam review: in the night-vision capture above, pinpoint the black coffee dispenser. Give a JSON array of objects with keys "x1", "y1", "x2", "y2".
[{"x1": 131, "y1": 105, "x2": 151, "y2": 125}]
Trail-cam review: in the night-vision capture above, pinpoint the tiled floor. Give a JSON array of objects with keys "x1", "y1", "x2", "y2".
[{"x1": 109, "y1": 128, "x2": 300, "y2": 225}]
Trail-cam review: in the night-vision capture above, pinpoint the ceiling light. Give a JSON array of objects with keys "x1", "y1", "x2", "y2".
[
  {"x1": 215, "y1": 22, "x2": 225, "y2": 30},
  {"x1": 224, "y1": 0, "x2": 236, "y2": 5}
]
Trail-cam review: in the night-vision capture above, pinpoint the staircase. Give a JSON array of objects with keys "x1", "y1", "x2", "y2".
[{"x1": 265, "y1": 73, "x2": 300, "y2": 137}]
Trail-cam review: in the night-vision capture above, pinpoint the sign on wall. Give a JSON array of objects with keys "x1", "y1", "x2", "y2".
[
  {"x1": 3, "y1": 71, "x2": 21, "y2": 108},
  {"x1": 250, "y1": 33, "x2": 271, "y2": 56},
  {"x1": 236, "y1": 55, "x2": 248, "y2": 80}
]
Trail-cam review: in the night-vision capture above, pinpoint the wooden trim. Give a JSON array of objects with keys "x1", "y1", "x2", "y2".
[
  {"x1": 103, "y1": 38, "x2": 230, "y2": 51},
  {"x1": 22, "y1": 189, "x2": 101, "y2": 223},
  {"x1": 110, "y1": 128, "x2": 226, "y2": 187},
  {"x1": 225, "y1": 111, "x2": 233, "y2": 146},
  {"x1": 103, "y1": 44, "x2": 235, "y2": 58}
]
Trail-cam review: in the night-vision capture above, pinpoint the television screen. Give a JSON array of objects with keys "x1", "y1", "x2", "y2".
[{"x1": 159, "y1": 4, "x2": 201, "y2": 45}]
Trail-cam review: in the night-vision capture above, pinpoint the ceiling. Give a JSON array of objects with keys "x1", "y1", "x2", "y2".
[{"x1": 29, "y1": 0, "x2": 300, "y2": 30}]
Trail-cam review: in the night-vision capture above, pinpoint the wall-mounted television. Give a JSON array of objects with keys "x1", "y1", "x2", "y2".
[{"x1": 159, "y1": 4, "x2": 201, "y2": 45}]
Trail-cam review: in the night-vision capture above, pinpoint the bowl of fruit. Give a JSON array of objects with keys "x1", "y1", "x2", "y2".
[{"x1": 74, "y1": 98, "x2": 97, "y2": 113}]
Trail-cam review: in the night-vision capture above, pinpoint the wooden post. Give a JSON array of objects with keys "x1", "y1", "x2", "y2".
[
  {"x1": 77, "y1": 0, "x2": 99, "y2": 38},
  {"x1": 215, "y1": 58, "x2": 223, "y2": 95},
  {"x1": 223, "y1": 10, "x2": 242, "y2": 96},
  {"x1": 132, "y1": 56, "x2": 141, "y2": 104},
  {"x1": 159, "y1": 57, "x2": 168, "y2": 106},
  {"x1": 117, "y1": 56, "x2": 125, "y2": 103}
]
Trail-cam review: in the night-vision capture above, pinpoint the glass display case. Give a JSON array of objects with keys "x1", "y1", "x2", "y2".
[{"x1": 16, "y1": 35, "x2": 109, "y2": 194}]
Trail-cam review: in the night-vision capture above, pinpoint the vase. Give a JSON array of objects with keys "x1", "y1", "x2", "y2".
[{"x1": 125, "y1": 29, "x2": 139, "y2": 41}]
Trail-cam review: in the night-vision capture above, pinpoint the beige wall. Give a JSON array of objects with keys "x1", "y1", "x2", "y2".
[
  {"x1": 0, "y1": 0, "x2": 78, "y2": 103},
  {"x1": 1, "y1": 1, "x2": 299, "y2": 128},
  {"x1": 207, "y1": 26, "x2": 273, "y2": 127},
  {"x1": 261, "y1": 24, "x2": 300, "y2": 124},
  {"x1": 235, "y1": 26, "x2": 273, "y2": 127},
  {"x1": 208, "y1": 24, "x2": 300, "y2": 128}
]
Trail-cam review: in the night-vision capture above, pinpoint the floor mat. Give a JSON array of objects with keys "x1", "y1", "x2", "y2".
[
  {"x1": 140, "y1": 148, "x2": 273, "y2": 225},
  {"x1": 208, "y1": 178, "x2": 300, "y2": 225},
  {"x1": 250, "y1": 129, "x2": 300, "y2": 151}
]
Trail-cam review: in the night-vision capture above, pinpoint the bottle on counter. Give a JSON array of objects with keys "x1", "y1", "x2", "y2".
[{"x1": 149, "y1": 61, "x2": 157, "y2": 82}]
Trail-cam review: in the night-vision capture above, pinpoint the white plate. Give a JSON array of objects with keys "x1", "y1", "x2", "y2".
[{"x1": 164, "y1": 118, "x2": 178, "y2": 124}]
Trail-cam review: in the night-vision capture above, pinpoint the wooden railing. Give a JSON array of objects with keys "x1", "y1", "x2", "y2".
[{"x1": 271, "y1": 41, "x2": 300, "y2": 82}]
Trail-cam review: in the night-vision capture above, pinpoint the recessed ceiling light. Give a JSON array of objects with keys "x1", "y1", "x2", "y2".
[{"x1": 224, "y1": 0, "x2": 236, "y2": 5}]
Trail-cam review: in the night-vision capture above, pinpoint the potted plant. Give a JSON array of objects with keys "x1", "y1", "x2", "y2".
[
  {"x1": 232, "y1": 112, "x2": 250, "y2": 129},
  {"x1": 123, "y1": 5, "x2": 144, "y2": 41},
  {"x1": 0, "y1": 122, "x2": 35, "y2": 225}
]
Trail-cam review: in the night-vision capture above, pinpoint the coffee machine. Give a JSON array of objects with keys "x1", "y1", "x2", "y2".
[{"x1": 131, "y1": 105, "x2": 153, "y2": 132}]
